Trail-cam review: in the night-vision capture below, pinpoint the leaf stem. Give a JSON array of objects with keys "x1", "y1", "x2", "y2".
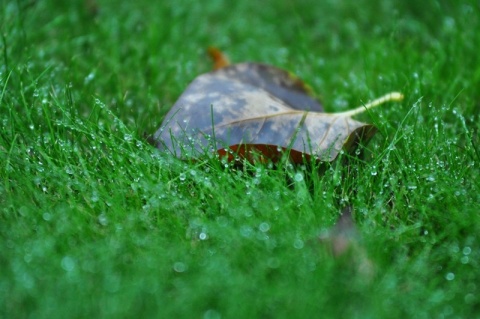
[{"x1": 337, "y1": 92, "x2": 404, "y2": 117}]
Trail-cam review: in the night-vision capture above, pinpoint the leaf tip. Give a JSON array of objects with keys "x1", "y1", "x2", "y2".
[
  {"x1": 207, "y1": 47, "x2": 231, "y2": 70},
  {"x1": 388, "y1": 92, "x2": 404, "y2": 102}
]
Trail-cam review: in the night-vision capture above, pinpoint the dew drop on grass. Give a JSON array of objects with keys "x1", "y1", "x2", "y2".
[
  {"x1": 294, "y1": 172, "x2": 304, "y2": 182},
  {"x1": 293, "y1": 239, "x2": 304, "y2": 249},
  {"x1": 84, "y1": 72, "x2": 95, "y2": 83},
  {"x1": 445, "y1": 272, "x2": 455, "y2": 281},
  {"x1": 98, "y1": 213, "x2": 108, "y2": 226},
  {"x1": 203, "y1": 178, "x2": 212, "y2": 188},
  {"x1": 267, "y1": 257, "x2": 280, "y2": 269},
  {"x1": 61, "y1": 256, "x2": 76, "y2": 272},
  {"x1": 173, "y1": 262, "x2": 187, "y2": 273},
  {"x1": 65, "y1": 166, "x2": 74, "y2": 175},
  {"x1": 199, "y1": 232, "x2": 208, "y2": 240},
  {"x1": 461, "y1": 256, "x2": 469, "y2": 264},
  {"x1": 179, "y1": 173, "x2": 186, "y2": 181},
  {"x1": 240, "y1": 225, "x2": 253, "y2": 238},
  {"x1": 259, "y1": 222, "x2": 270, "y2": 232},
  {"x1": 91, "y1": 192, "x2": 99, "y2": 202},
  {"x1": 42, "y1": 212, "x2": 52, "y2": 221},
  {"x1": 463, "y1": 247, "x2": 472, "y2": 255},
  {"x1": 203, "y1": 309, "x2": 221, "y2": 319}
]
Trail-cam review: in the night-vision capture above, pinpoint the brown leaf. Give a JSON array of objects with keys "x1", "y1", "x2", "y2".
[{"x1": 153, "y1": 62, "x2": 402, "y2": 163}]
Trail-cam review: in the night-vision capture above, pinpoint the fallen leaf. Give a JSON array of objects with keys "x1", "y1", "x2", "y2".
[{"x1": 153, "y1": 61, "x2": 403, "y2": 163}]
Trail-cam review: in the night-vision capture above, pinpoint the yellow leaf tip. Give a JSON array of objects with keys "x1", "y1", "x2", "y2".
[{"x1": 388, "y1": 92, "x2": 404, "y2": 102}]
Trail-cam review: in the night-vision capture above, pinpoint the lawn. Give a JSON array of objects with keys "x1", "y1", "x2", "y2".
[{"x1": 1, "y1": 0, "x2": 480, "y2": 318}]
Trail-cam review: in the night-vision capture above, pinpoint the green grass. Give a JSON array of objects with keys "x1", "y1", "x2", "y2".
[{"x1": 1, "y1": 0, "x2": 480, "y2": 318}]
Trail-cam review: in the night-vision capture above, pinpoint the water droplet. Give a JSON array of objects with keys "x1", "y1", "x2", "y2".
[
  {"x1": 203, "y1": 179, "x2": 212, "y2": 188},
  {"x1": 179, "y1": 173, "x2": 186, "y2": 181},
  {"x1": 42, "y1": 212, "x2": 52, "y2": 221},
  {"x1": 445, "y1": 272, "x2": 455, "y2": 281},
  {"x1": 463, "y1": 247, "x2": 471, "y2": 255},
  {"x1": 124, "y1": 134, "x2": 133, "y2": 142},
  {"x1": 29, "y1": 124, "x2": 34, "y2": 130},
  {"x1": 84, "y1": 72, "x2": 95, "y2": 83},
  {"x1": 203, "y1": 309, "x2": 221, "y2": 319},
  {"x1": 173, "y1": 262, "x2": 187, "y2": 273},
  {"x1": 293, "y1": 239, "x2": 304, "y2": 249},
  {"x1": 98, "y1": 213, "x2": 108, "y2": 226},
  {"x1": 461, "y1": 256, "x2": 469, "y2": 264},
  {"x1": 259, "y1": 222, "x2": 270, "y2": 232},
  {"x1": 407, "y1": 185, "x2": 417, "y2": 190},
  {"x1": 294, "y1": 172, "x2": 304, "y2": 182},
  {"x1": 61, "y1": 256, "x2": 76, "y2": 272},
  {"x1": 199, "y1": 232, "x2": 208, "y2": 240},
  {"x1": 240, "y1": 225, "x2": 253, "y2": 238}
]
